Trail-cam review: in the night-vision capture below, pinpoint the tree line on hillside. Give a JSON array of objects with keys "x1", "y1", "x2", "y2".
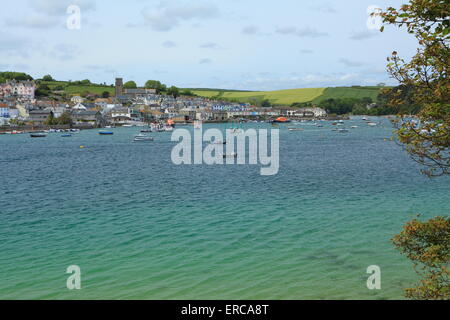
[
  {"x1": 0, "y1": 72, "x2": 34, "y2": 83},
  {"x1": 123, "y1": 80, "x2": 195, "y2": 98},
  {"x1": 289, "y1": 84, "x2": 423, "y2": 116}
]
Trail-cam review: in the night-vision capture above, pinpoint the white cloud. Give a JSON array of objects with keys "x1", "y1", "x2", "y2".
[
  {"x1": 242, "y1": 25, "x2": 259, "y2": 35},
  {"x1": 0, "y1": 32, "x2": 30, "y2": 58},
  {"x1": 5, "y1": 0, "x2": 96, "y2": 29},
  {"x1": 199, "y1": 58, "x2": 212, "y2": 64},
  {"x1": 6, "y1": 14, "x2": 60, "y2": 29},
  {"x1": 200, "y1": 42, "x2": 221, "y2": 49},
  {"x1": 84, "y1": 65, "x2": 116, "y2": 74},
  {"x1": 309, "y1": 4, "x2": 337, "y2": 13},
  {"x1": 30, "y1": 0, "x2": 96, "y2": 16},
  {"x1": 276, "y1": 26, "x2": 328, "y2": 38},
  {"x1": 142, "y1": 1, "x2": 219, "y2": 32},
  {"x1": 52, "y1": 44, "x2": 81, "y2": 61},
  {"x1": 231, "y1": 72, "x2": 381, "y2": 90}
]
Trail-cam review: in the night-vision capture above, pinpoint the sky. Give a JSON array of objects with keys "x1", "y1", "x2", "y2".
[{"x1": 0, "y1": 0, "x2": 418, "y2": 90}]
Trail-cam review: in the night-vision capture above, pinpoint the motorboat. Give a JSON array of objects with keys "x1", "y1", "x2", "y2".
[
  {"x1": 30, "y1": 133, "x2": 47, "y2": 138},
  {"x1": 133, "y1": 134, "x2": 154, "y2": 142},
  {"x1": 367, "y1": 122, "x2": 377, "y2": 127},
  {"x1": 99, "y1": 131, "x2": 114, "y2": 135},
  {"x1": 288, "y1": 128, "x2": 304, "y2": 131}
]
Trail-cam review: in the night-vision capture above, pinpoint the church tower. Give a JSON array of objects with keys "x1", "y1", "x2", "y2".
[{"x1": 115, "y1": 78, "x2": 123, "y2": 97}]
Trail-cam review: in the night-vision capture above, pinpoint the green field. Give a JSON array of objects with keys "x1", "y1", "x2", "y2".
[
  {"x1": 193, "y1": 88, "x2": 326, "y2": 105},
  {"x1": 192, "y1": 86, "x2": 383, "y2": 106},
  {"x1": 41, "y1": 81, "x2": 115, "y2": 96},
  {"x1": 312, "y1": 87, "x2": 382, "y2": 104}
]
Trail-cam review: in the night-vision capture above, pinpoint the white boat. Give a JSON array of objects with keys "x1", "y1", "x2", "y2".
[
  {"x1": 367, "y1": 122, "x2": 377, "y2": 127},
  {"x1": 351, "y1": 126, "x2": 358, "y2": 129},
  {"x1": 133, "y1": 134, "x2": 154, "y2": 142},
  {"x1": 151, "y1": 123, "x2": 165, "y2": 132}
]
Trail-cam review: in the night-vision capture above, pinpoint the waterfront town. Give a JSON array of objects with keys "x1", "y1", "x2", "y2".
[{"x1": 0, "y1": 78, "x2": 329, "y2": 131}]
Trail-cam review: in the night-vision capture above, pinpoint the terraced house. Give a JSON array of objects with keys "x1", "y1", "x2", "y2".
[{"x1": 0, "y1": 80, "x2": 36, "y2": 100}]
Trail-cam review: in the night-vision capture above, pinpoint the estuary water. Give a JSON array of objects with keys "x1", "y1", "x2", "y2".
[{"x1": 0, "y1": 117, "x2": 449, "y2": 299}]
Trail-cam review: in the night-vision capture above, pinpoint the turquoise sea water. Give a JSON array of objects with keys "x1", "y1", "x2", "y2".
[{"x1": 0, "y1": 117, "x2": 449, "y2": 300}]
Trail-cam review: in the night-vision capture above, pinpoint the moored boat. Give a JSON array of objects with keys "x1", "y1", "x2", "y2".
[
  {"x1": 133, "y1": 134, "x2": 154, "y2": 142},
  {"x1": 30, "y1": 133, "x2": 47, "y2": 138},
  {"x1": 99, "y1": 131, "x2": 114, "y2": 135}
]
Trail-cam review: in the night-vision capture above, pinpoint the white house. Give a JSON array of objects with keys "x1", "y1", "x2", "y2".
[
  {"x1": 71, "y1": 96, "x2": 84, "y2": 104},
  {"x1": 72, "y1": 103, "x2": 87, "y2": 110},
  {"x1": 288, "y1": 107, "x2": 327, "y2": 118},
  {"x1": 0, "y1": 80, "x2": 36, "y2": 99}
]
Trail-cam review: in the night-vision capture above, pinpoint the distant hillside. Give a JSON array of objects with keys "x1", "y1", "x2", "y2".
[
  {"x1": 40, "y1": 80, "x2": 115, "y2": 96},
  {"x1": 183, "y1": 88, "x2": 253, "y2": 93},
  {"x1": 192, "y1": 86, "x2": 384, "y2": 106},
  {"x1": 192, "y1": 88, "x2": 326, "y2": 105},
  {"x1": 312, "y1": 86, "x2": 383, "y2": 104},
  {"x1": 36, "y1": 78, "x2": 383, "y2": 106}
]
